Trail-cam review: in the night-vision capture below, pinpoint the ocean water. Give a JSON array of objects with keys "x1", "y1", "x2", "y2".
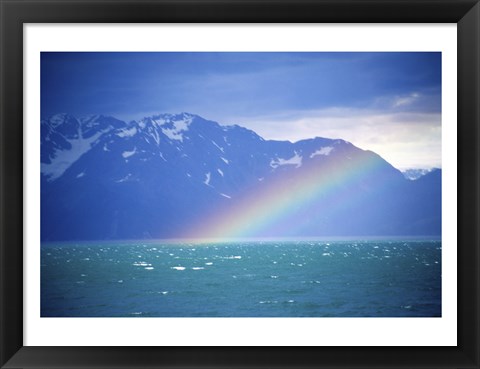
[{"x1": 41, "y1": 240, "x2": 441, "y2": 317}]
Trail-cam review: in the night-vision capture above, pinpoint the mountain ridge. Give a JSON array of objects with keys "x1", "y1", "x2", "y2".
[{"x1": 41, "y1": 113, "x2": 441, "y2": 241}]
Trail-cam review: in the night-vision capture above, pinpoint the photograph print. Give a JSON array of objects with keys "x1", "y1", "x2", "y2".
[{"x1": 41, "y1": 52, "x2": 441, "y2": 317}]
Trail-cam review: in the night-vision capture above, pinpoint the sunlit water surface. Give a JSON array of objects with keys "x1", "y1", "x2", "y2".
[{"x1": 41, "y1": 240, "x2": 441, "y2": 317}]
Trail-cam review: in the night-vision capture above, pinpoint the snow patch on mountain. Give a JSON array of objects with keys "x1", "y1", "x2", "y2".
[
  {"x1": 150, "y1": 129, "x2": 161, "y2": 145},
  {"x1": 158, "y1": 115, "x2": 193, "y2": 142},
  {"x1": 310, "y1": 146, "x2": 334, "y2": 158},
  {"x1": 162, "y1": 128, "x2": 183, "y2": 141},
  {"x1": 79, "y1": 115, "x2": 100, "y2": 126},
  {"x1": 122, "y1": 148, "x2": 137, "y2": 159},
  {"x1": 116, "y1": 173, "x2": 132, "y2": 183},
  {"x1": 270, "y1": 152, "x2": 302, "y2": 169},
  {"x1": 42, "y1": 130, "x2": 104, "y2": 181},
  {"x1": 49, "y1": 113, "x2": 71, "y2": 129},
  {"x1": 204, "y1": 172, "x2": 212, "y2": 186},
  {"x1": 117, "y1": 126, "x2": 137, "y2": 138},
  {"x1": 173, "y1": 116, "x2": 193, "y2": 130},
  {"x1": 212, "y1": 140, "x2": 225, "y2": 152},
  {"x1": 402, "y1": 168, "x2": 437, "y2": 180}
]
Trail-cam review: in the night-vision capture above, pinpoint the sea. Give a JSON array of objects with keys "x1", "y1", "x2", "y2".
[{"x1": 41, "y1": 239, "x2": 441, "y2": 317}]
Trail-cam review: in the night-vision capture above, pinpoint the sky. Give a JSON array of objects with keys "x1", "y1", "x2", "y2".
[{"x1": 41, "y1": 52, "x2": 441, "y2": 170}]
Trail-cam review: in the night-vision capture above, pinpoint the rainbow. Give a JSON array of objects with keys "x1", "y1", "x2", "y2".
[{"x1": 183, "y1": 149, "x2": 398, "y2": 242}]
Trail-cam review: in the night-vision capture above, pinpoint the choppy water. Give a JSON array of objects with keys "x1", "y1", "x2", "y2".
[{"x1": 41, "y1": 240, "x2": 441, "y2": 317}]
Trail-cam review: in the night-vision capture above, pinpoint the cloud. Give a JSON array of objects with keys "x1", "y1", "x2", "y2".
[
  {"x1": 371, "y1": 91, "x2": 440, "y2": 113},
  {"x1": 392, "y1": 92, "x2": 421, "y2": 108}
]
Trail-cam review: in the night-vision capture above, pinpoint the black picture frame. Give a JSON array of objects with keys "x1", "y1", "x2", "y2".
[{"x1": 1, "y1": 1, "x2": 479, "y2": 368}]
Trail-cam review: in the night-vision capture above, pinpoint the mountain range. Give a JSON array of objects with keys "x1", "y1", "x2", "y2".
[{"x1": 41, "y1": 113, "x2": 441, "y2": 241}]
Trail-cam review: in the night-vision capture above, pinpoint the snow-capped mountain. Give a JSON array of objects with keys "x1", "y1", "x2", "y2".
[{"x1": 41, "y1": 113, "x2": 441, "y2": 241}]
